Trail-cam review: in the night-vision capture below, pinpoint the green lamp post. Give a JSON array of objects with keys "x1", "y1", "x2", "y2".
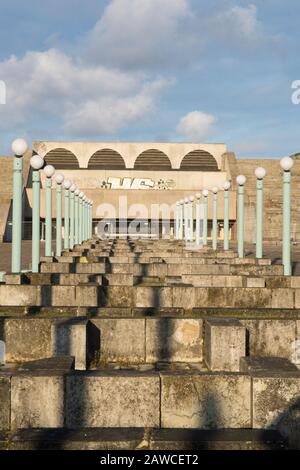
[
  {"x1": 69, "y1": 184, "x2": 76, "y2": 249},
  {"x1": 74, "y1": 188, "x2": 80, "y2": 246},
  {"x1": 236, "y1": 175, "x2": 247, "y2": 258},
  {"x1": 280, "y1": 157, "x2": 294, "y2": 276},
  {"x1": 11, "y1": 138, "x2": 28, "y2": 273},
  {"x1": 195, "y1": 193, "x2": 201, "y2": 246},
  {"x1": 212, "y1": 186, "x2": 218, "y2": 251},
  {"x1": 43, "y1": 165, "x2": 55, "y2": 257},
  {"x1": 255, "y1": 167, "x2": 266, "y2": 259},
  {"x1": 175, "y1": 202, "x2": 179, "y2": 240},
  {"x1": 184, "y1": 198, "x2": 189, "y2": 242},
  {"x1": 55, "y1": 173, "x2": 64, "y2": 257},
  {"x1": 79, "y1": 192, "x2": 84, "y2": 244},
  {"x1": 202, "y1": 189, "x2": 208, "y2": 245},
  {"x1": 90, "y1": 200, "x2": 93, "y2": 239},
  {"x1": 30, "y1": 154, "x2": 44, "y2": 273},
  {"x1": 63, "y1": 179, "x2": 72, "y2": 250},
  {"x1": 189, "y1": 196, "x2": 194, "y2": 242},
  {"x1": 223, "y1": 181, "x2": 231, "y2": 251}
]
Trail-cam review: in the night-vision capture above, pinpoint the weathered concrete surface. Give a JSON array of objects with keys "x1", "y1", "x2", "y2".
[
  {"x1": 4, "y1": 319, "x2": 52, "y2": 362},
  {"x1": 252, "y1": 374, "x2": 300, "y2": 429},
  {"x1": 11, "y1": 374, "x2": 64, "y2": 429},
  {"x1": 161, "y1": 373, "x2": 251, "y2": 429},
  {"x1": 242, "y1": 320, "x2": 297, "y2": 362},
  {"x1": 66, "y1": 372, "x2": 160, "y2": 428},
  {"x1": 92, "y1": 319, "x2": 145, "y2": 364},
  {"x1": 51, "y1": 319, "x2": 88, "y2": 370},
  {"x1": 204, "y1": 319, "x2": 246, "y2": 371},
  {"x1": 0, "y1": 376, "x2": 10, "y2": 430},
  {"x1": 0, "y1": 285, "x2": 41, "y2": 306},
  {"x1": 146, "y1": 318, "x2": 203, "y2": 363}
]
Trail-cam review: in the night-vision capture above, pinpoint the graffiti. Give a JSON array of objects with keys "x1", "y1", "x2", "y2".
[{"x1": 100, "y1": 177, "x2": 176, "y2": 190}]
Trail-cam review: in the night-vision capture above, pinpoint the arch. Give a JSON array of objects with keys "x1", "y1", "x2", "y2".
[
  {"x1": 88, "y1": 148, "x2": 126, "y2": 170},
  {"x1": 180, "y1": 149, "x2": 219, "y2": 171},
  {"x1": 134, "y1": 149, "x2": 172, "y2": 170},
  {"x1": 44, "y1": 148, "x2": 80, "y2": 169}
]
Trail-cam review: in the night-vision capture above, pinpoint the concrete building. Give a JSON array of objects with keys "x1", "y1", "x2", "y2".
[{"x1": 0, "y1": 141, "x2": 299, "y2": 241}]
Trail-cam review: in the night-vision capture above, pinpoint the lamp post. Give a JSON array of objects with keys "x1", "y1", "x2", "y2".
[
  {"x1": 11, "y1": 138, "x2": 28, "y2": 273},
  {"x1": 189, "y1": 196, "x2": 194, "y2": 241},
  {"x1": 69, "y1": 184, "x2": 76, "y2": 249},
  {"x1": 236, "y1": 175, "x2": 246, "y2": 258},
  {"x1": 83, "y1": 196, "x2": 87, "y2": 241},
  {"x1": 179, "y1": 200, "x2": 184, "y2": 240},
  {"x1": 175, "y1": 202, "x2": 179, "y2": 240},
  {"x1": 196, "y1": 193, "x2": 201, "y2": 246},
  {"x1": 63, "y1": 179, "x2": 72, "y2": 250},
  {"x1": 30, "y1": 154, "x2": 44, "y2": 273},
  {"x1": 280, "y1": 157, "x2": 294, "y2": 276},
  {"x1": 202, "y1": 189, "x2": 208, "y2": 245},
  {"x1": 43, "y1": 165, "x2": 55, "y2": 257},
  {"x1": 212, "y1": 186, "x2": 218, "y2": 250},
  {"x1": 74, "y1": 188, "x2": 80, "y2": 246},
  {"x1": 255, "y1": 167, "x2": 266, "y2": 259},
  {"x1": 90, "y1": 200, "x2": 93, "y2": 239},
  {"x1": 55, "y1": 173, "x2": 64, "y2": 257},
  {"x1": 184, "y1": 198, "x2": 189, "y2": 242},
  {"x1": 223, "y1": 181, "x2": 231, "y2": 251},
  {"x1": 79, "y1": 192, "x2": 84, "y2": 244}
]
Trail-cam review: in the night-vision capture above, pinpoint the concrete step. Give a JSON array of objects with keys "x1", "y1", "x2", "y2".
[{"x1": 0, "y1": 428, "x2": 287, "y2": 450}]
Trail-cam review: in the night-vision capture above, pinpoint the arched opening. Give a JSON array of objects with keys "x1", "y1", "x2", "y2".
[
  {"x1": 88, "y1": 149, "x2": 126, "y2": 170},
  {"x1": 44, "y1": 148, "x2": 80, "y2": 169},
  {"x1": 180, "y1": 150, "x2": 219, "y2": 171},
  {"x1": 134, "y1": 149, "x2": 172, "y2": 171}
]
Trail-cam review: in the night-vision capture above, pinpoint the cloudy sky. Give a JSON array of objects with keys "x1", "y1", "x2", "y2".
[{"x1": 0, "y1": 0, "x2": 299, "y2": 157}]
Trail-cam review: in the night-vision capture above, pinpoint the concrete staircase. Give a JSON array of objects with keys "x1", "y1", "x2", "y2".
[{"x1": 0, "y1": 238, "x2": 299, "y2": 449}]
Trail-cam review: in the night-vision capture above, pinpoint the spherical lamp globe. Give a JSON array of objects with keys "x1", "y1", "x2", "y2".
[
  {"x1": 44, "y1": 165, "x2": 55, "y2": 178},
  {"x1": 280, "y1": 157, "x2": 294, "y2": 172},
  {"x1": 30, "y1": 154, "x2": 44, "y2": 170},
  {"x1": 55, "y1": 173, "x2": 64, "y2": 185},
  {"x1": 236, "y1": 175, "x2": 246, "y2": 186},
  {"x1": 12, "y1": 138, "x2": 28, "y2": 157}
]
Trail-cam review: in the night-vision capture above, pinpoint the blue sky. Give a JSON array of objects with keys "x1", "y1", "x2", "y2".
[{"x1": 0, "y1": 0, "x2": 299, "y2": 157}]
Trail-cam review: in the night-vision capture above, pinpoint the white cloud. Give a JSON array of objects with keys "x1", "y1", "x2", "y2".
[
  {"x1": 0, "y1": 48, "x2": 172, "y2": 135},
  {"x1": 84, "y1": 0, "x2": 193, "y2": 68},
  {"x1": 176, "y1": 111, "x2": 216, "y2": 141}
]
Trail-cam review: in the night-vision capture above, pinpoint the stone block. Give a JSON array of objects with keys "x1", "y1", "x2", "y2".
[
  {"x1": 271, "y1": 288, "x2": 294, "y2": 309},
  {"x1": 51, "y1": 319, "x2": 88, "y2": 370},
  {"x1": 240, "y1": 356, "x2": 299, "y2": 374},
  {"x1": 134, "y1": 286, "x2": 172, "y2": 308},
  {"x1": 104, "y1": 274, "x2": 135, "y2": 286},
  {"x1": 252, "y1": 374, "x2": 300, "y2": 429},
  {"x1": 11, "y1": 373, "x2": 65, "y2": 428},
  {"x1": 75, "y1": 263, "x2": 106, "y2": 274},
  {"x1": 246, "y1": 277, "x2": 265, "y2": 288},
  {"x1": 242, "y1": 319, "x2": 297, "y2": 362},
  {"x1": 0, "y1": 285, "x2": 40, "y2": 306},
  {"x1": 0, "y1": 376, "x2": 10, "y2": 430},
  {"x1": 172, "y1": 286, "x2": 195, "y2": 309},
  {"x1": 51, "y1": 286, "x2": 76, "y2": 306},
  {"x1": 66, "y1": 372, "x2": 160, "y2": 428},
  {"x1": 291, "y1": 277, "x2": 300, "y2": 288},
  {"x1": 76, "y1": 285, "x2": 98, "y2": 307},
  {"x1": 146, "y1": 318, "x2": 203, "y2": 363},
  {"x1": 101, "y1": 286, "x2": 134, "y2": 308},
  {"x1": 161, "y1": 373, "x2": 251, "y2": 429},
  {"x1": 40, "y1": 263, "x2": 70, "y2": 273},
  {"x1": 204, "y1": 319, "x2": 246, "y2": 372},
  {"x1": 92, "y1": 318, "x2": 145, "y2": 364},
  {"x1": 4, "y1": 319, "x2": 52, "y2": 362}
]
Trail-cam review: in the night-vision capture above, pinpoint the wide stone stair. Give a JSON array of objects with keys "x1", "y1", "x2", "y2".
[{"x1": 0, "y1": 237, "x2": 300, "y2": 449}]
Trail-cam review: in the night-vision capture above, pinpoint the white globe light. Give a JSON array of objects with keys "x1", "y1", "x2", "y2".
[
  {"x1": 43, "y1": 165, "x2": 55, "y2": 178},
  {"x1": 70, "y1": 184, "x2": 76, "y2": 192},
  {"x1": 75, "y1": 189, "x2": 80, "y2": 196},
  {"x1": 280, "y1": 156, "x2": 294, "y2": 171},
  {"x1": 212, "y1": 186, "x2": 219, "y2": 194},
  {"x1": 189, "y1": 196, "x2": 194, "y2": 202},
  {"x1": 223, "y1": 181, "x2": 231, "y2": 191},
  {"x1": 12, "y1": 138, "x2": 28, "y2": 157},
  {"x1": 202, "y1": 189, "x2": 209, "y2": 197},
  {"x1": 55, "y1": 173, "x2": 64, "y2": 185},
  {"x1": 236, "y1": 175, "x2": 246, "y2": 186},
  {"x1": 255, "y1": 167, "x2": 266, "y2": 179},
  {"x1": 30, "y1": 154, "x2": 44, "y2": 170},
  {"x1": 184, "y1": 198, "x2": 189, "y2": 203},
  {"x1": 79, "y1": 191, "x2": 84, "y2": 198},
  {"x1": 63, "y1": 179, "x2": 72, "y2": 190},
  {"x1": 196, "y1": 192, "x2": 201, "y2": 199}
]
